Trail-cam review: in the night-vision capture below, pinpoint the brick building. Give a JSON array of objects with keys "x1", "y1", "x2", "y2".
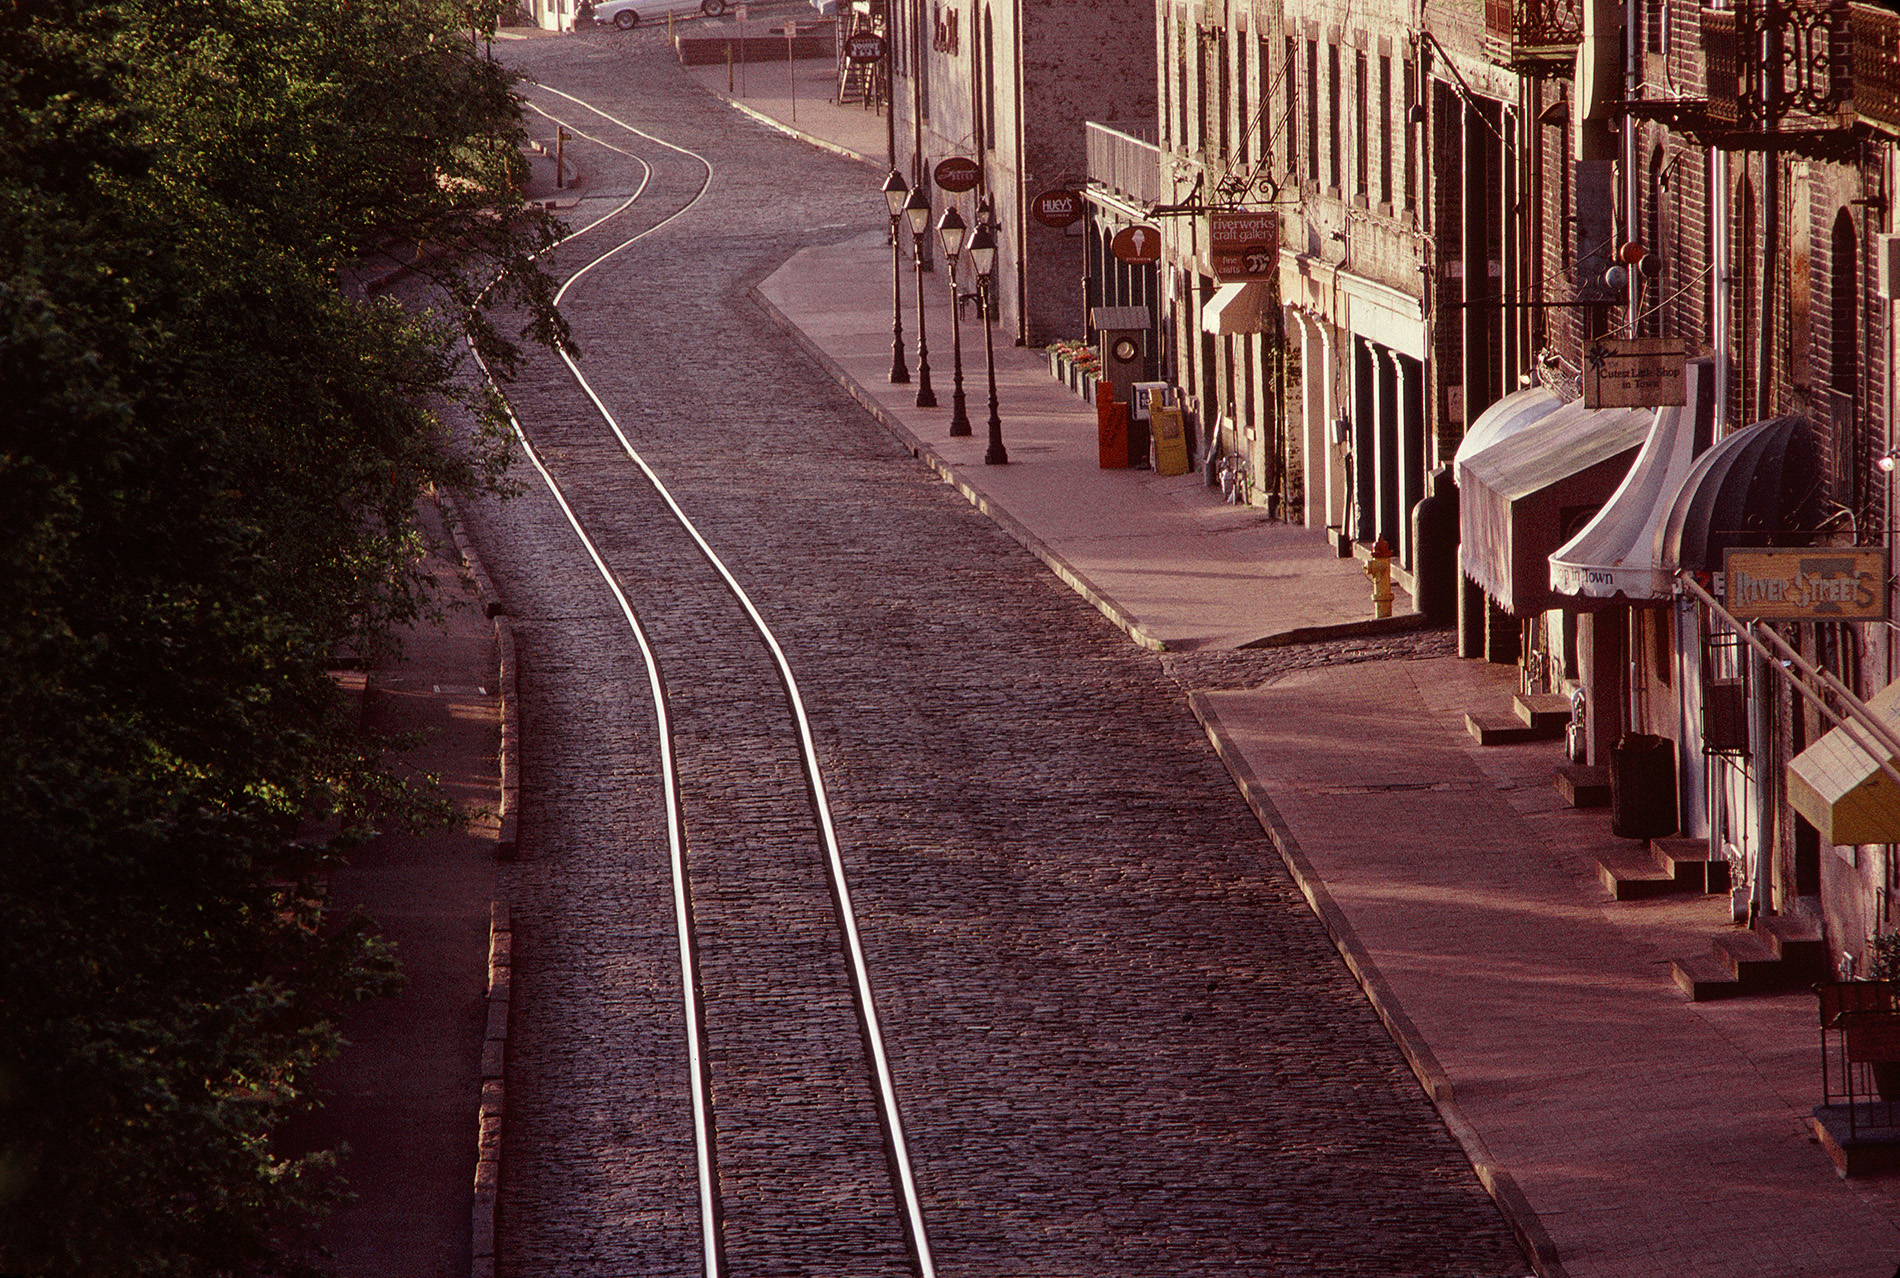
[{"x1": 1080, "y1": 0, "x2": 1900, "y2": 987}]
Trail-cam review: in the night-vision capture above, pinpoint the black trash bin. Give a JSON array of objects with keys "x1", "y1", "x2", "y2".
[{"x1": 1610, "y1": 733, "x2": 1677, "y2": 839}]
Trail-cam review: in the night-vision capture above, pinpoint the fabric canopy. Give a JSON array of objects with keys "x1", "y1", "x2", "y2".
[
  {"x1": 1549, "y1": 359, "x2": 1716, "y2": 603},
  {"x1": 1452, "y1": 386, "x2": 1563, "y2": 469},
  {"x1": 1458, "y1": 397, "x2": 1652, "y2": 616},
  {"x1": 1659, "y1": 414, "x2": 1822, "y2": 573},
  {"x1": 1200, "y1": 283, "x2": 1273, "y2": 335}
]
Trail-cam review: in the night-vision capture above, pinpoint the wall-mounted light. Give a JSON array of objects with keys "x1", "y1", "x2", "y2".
[{"x1": 1877, "y1": 448, "x2": 1900, "y2": 474}]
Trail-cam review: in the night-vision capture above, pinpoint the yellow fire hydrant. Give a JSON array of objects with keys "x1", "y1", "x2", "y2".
[{"x1": 1364, "y1": 536, "x2": 1395, "y2": 618}]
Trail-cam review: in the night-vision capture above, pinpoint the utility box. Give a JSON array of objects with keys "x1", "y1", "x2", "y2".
[{"x1": 1092, "y1": 306, "x2": 1150, "y2": 409}]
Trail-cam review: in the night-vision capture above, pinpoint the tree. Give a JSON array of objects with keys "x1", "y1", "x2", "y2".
[{"x1": 0, "y1": 1, "x2": 564, "y2": 1272}]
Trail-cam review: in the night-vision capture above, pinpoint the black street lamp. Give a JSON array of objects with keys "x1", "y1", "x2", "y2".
[
  {"x1": 903, "y1": 185, "x2": 937, "y2": 409},
  {"x1": 967, "y1": 221, "x2": 1006, "y2": 465},
  {"x1": 882, "y1": 171, "x2": 910, "y2": 384},
  {"x1": 935, "y1": 205, "x2": 971, "y2": 437}
]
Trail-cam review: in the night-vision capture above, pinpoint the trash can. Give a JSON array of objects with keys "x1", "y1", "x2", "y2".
[{"x1": 1610, "y1": 733, "x2": 1677, "y2": 839}]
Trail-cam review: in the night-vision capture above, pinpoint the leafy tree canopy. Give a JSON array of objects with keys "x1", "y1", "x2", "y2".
[{"x1": 0, "y1": 0, "x2": 563, "y2": 1272}]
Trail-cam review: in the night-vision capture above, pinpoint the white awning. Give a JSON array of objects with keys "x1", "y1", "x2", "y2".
[
  {"x1": 1451, "y1": 386, "x2": 1563, "y2": 469},
  {"x1": 1549, "y1": 359, "x2": 1716, "y2": 602},
  {"x1": 1201, "y1": 283, "x2": 1272, "y2": 335},
  {"x1": 1457, "y1": 397, "x2": 1652, "y2": 616}
]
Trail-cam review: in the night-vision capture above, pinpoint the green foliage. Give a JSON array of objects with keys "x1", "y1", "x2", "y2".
[
  {"x1": 0, "y1": 0, "x2": 563, "y2": 1272},
  {"x1": 1868, "y1": 932, "x2": 1900, "y2": 983}
]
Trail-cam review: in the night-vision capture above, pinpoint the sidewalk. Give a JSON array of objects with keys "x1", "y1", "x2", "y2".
[{"x1": 703, "y1": 58, "x2": 1900, "y2": 1278}]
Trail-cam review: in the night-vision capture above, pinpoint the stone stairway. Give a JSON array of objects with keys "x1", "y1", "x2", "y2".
[
  {"x1": 1671, "y1": 913, "x2": 1831, "y2": 1000},
  {"x1": 1465, "y1": 691, "x2": 1570, "y2": 746},
  {"x1": 1596, "y1": 835, "x2": 1730, "y2": 901}
]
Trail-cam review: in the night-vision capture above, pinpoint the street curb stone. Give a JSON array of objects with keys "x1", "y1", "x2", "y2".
[
  {"x1": 748, "y1": 284, "x2": 1169, "y2": 652},
  {"x1": 1186, "y1": 689, "x2": 1564, "y2": 1278}
]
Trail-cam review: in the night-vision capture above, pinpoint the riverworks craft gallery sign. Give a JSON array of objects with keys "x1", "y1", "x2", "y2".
[
  {"x1": 1721, "y1": 547, "x2": 1890, "y2": 622},
  {"x1": 1206, "y1": 210, "x2": 1278, "y2": 282}
]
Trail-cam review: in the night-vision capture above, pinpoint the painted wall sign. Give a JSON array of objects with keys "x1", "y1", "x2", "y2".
[
  {"x1": 1721, "y1": 547, "x2": 1891, "y2": 621},
  {"x1": 1583, "y1": 336, "x2": 1693, "y2": 408},
  {"x1": 934, "y1": 156, "x2": 981, "y2": 193},
  {"x1": 1206, "y1": 209, "x2": 1279, "y2": 281},
  {"x1": 846, "y1": 33, "x2": 887, "y2": 62},
  {"x1": 1110, "y1": 224, "x2": 1162, "y2": 264},
  {"x1": 1030, "y1": 189, "x2": 1083, "y2": 228}
]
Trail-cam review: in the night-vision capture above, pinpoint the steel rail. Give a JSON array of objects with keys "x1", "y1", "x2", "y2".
[{"x1": 481, "y1": 82, "x2": 938, "y2": 1278}]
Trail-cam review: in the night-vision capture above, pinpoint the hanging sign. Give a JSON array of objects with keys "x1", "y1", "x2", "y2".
[
  {"x1": 934, "y1": 156, "x2": 981, "y2": 192},
  {"x1": 845, "y1": 32, "x2": 886, "y2": 62},
  {"x1": 1110, "y1": 224, "x2": 1162, "y2": 264},
  {"x1": 1031, "y1": 189, "x2": 1084, "y2": 228},
  {"x1": 1582, "y1": 336, "x2": 1691, "y2": 408},
  {"x1": 1721, "y1": 547, "x2": 1890, "y2": 621},
  {"x1": 1206, "y1": 210, "x2": 1278, "y2": 281}
]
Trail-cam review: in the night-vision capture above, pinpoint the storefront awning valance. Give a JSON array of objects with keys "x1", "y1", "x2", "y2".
[
  {"x1": 1660, "y1": 415, "x2": 1823, "y2": 573},
  {"x1": 1201, "y1": 283, "x2": 1273, "y2": 335},
  {"x1": 1458, "y1": 397, "x2": 1652, "y2": 616},
  {"x1": 1451, "y1": 386, "x2": 1563, "y2": 469},
  {"x1": 1549, "y1": 359, "x2": 1716, "y2": 604},
  {"x1": 1789, "y1": 678, "x2": 1900, "y2": 845}
]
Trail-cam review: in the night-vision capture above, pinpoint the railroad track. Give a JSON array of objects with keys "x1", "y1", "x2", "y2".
[{"x1": 476, "y1": 83, "x2": 935, "y2": 1278}]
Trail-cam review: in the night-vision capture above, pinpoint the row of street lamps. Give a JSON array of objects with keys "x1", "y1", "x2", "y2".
[{"x1": 881, "y1": 171, "x2": 1007, "y2": 465}]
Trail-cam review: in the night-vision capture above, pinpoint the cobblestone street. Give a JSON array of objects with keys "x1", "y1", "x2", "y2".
[{"x1": 459, "y1": 27, "x2": 1529, "y2": 1277}]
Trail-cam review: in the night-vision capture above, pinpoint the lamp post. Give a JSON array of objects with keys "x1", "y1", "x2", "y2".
[
  {"x1": 882, "y1": 171, "x2": 910, "y2": 384},
  {"x1": 936, "y1": 205, "x2": 971, "y2": 437},
  {"x1": 967, "y1": 220, "x2": 1007, "y2": 465},
  {"x1": 903, "y1": 185, "x2": 937, "y2": 409}
]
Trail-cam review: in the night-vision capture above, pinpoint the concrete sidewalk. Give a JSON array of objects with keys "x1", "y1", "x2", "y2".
[{"x1": 698, "y1": 55, "x2": 1900, "y2": 1278}]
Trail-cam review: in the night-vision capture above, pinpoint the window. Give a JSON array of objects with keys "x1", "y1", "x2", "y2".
[
  {"x1": 1285, "y1": 37, "x2": 1299, "y2": 177},
  {"x1": 1355, "y1": 48, "x2": 1369, "y2": 198},
  {"x1": 1379, "y1": 54, "x2": 1392, "y2": 206},
  {"x1": 1328, "y1": 42, "x2": 1341, "y2": 191},
  {"x1": 1402, "y1": 57, "x2": 1416, "y2": 212},
  {"x1": 982, "y1": 7, "x2": 994, "y2": 149},
  {"x1": 1160, "y1": 20, "x2": 1172, "y2": 148},
  {"x1": 1306, "y1": 39, "x2": 1320, "y2": 181}
]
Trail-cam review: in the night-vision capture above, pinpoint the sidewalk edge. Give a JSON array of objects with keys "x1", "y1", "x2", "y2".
[
  {"x1": 1186, "y1": 688, "x2": 1567, "y2": 1278},
  {"x1": 713, "y1": 92, "x2": 877, "y2": 168},
  {"x1": 750, "y1": 282, "x2": 1166, "y2": 653}
]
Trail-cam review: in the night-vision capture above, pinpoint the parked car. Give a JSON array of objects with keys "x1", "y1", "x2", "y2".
[{"x1": 594, "y1": 0, "x2": 725, "y2": 27}]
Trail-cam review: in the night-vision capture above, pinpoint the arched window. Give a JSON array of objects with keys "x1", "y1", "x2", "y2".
[
  {"x1": 1735, "y1": 175, "x2": 1756, "y2": 426},
  {"x1": 1829, "y1": 208, "x2": 1859, "y2": 507},
  {"x1": 1644, "y1": 147, "x2": 1665, "y2": 337}
]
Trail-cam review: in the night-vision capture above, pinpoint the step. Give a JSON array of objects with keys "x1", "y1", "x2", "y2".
[
  {"x1": 1672, "y1": 951, "x2": 1745, "y2": 1001},
  {"x1": 1597, "y1": 848, "x2": 1681, "y2": 901},
  {"x1": 1515, "y1": 692, "x2": 1573, "y2": 732},
  {"x1": 1758, "y1": 914, "x2": 1830, "y2": 975},
  {"x1": 1713, "y1": 929, "x2": 1788, "y2": 987},
  {"x1": 1651, "y1": 836, "x2": 1725, "y2": 893},
  {"x1": 1556, "y1": 764, "x2": 1610, "y2": 808},
  {"x1": 1466, "y1": 712, "x2": 1555, "y2": 746}
]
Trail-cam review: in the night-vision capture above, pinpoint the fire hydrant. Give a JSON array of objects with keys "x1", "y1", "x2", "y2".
[{"x1": 1364, "y1": 536, "x2": 1395, "y2": 618}]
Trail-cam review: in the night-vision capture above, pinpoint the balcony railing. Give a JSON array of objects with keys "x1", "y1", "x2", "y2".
[
  {"x1": 1483, "y1": 0, "x2": 1583, "y2": 69},
  {"x1": 1853, "y1": 1, "x2": 1900, "y2": 134},
  {"x1": 1701, "y1": 0, "x2": 1854, "y2": 133},
  {"x1": 1086, "y1": 121, "x2": 1166, "y2": 211}
]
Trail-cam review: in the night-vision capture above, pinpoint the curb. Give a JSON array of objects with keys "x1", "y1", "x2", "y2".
[
  {"x1": 712, "y1": 93, "x2": 878, "y2": 168},
  {"x1": 749, "y1": 283, "x2": 1167, "y2": 653},
  {"x1": 1186, "y1": 689, "x2": 1566, "y2": 1278},
  {"x1": 473, "y1": 900, "x2": 512, "y2": 1278},
  {"x1": 438, "y1": 493, "x2": 521, "y2": 860}
]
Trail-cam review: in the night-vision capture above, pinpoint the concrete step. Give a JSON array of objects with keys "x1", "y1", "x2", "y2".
[
  {"x1": 1672, "y1": 951, "x2": 1745, "y2": 1000},
  {"x1": 1597, "y1": 848, "x2": 1681, "y2": 901},
  {"x1": 1651, "y1": 836, "x2": 1726, "y2": 893},
  {"x1": 1759, "y1": 914, "x2": 1829, "y2": 974},
  {"x1": 1466, "y1": 712, "x2": 1557, "y2": 746},
  {"x1": 1556, "y1": 764, "x2": 1610, "y2": 809},
  {"x1": 1515, "y1": 692, "x2": 1573, "y2": 732}
]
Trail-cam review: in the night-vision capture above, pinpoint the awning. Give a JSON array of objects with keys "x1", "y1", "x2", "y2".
[
  {"x1": 1458, "y1": 397, "x2": 1653, "y2": 616},
  {"x1": 1201, "y1": 283, "x2": 1273, "y2": 335},
  {"x1": 1451, "y1": 386, "x2": 1563, "y2": 469},
  {"x1": 1789, "y1": 678, "x2": 1900, "y2": 845},
  {"x1": 1549, "y1": 358, "x2": 1716, "y2": 603},
  {"x1": 1660, "y1": 414, "x2": 1823, "y2": 573}
]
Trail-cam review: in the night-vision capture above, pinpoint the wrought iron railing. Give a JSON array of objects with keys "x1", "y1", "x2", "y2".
[
  {"x1": 1483, "y1": 0, "x2": 1584, "y2": 68},
  {"x1": 1701, "y1": 0, "x2": 1855, "y2": 131},
  {"x1": 1086, "y1": 121, "x2": 1166, "y2": 210},
  {"x1": 1853, "y1": 1, "x2": 1900, "y2": 134}
]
